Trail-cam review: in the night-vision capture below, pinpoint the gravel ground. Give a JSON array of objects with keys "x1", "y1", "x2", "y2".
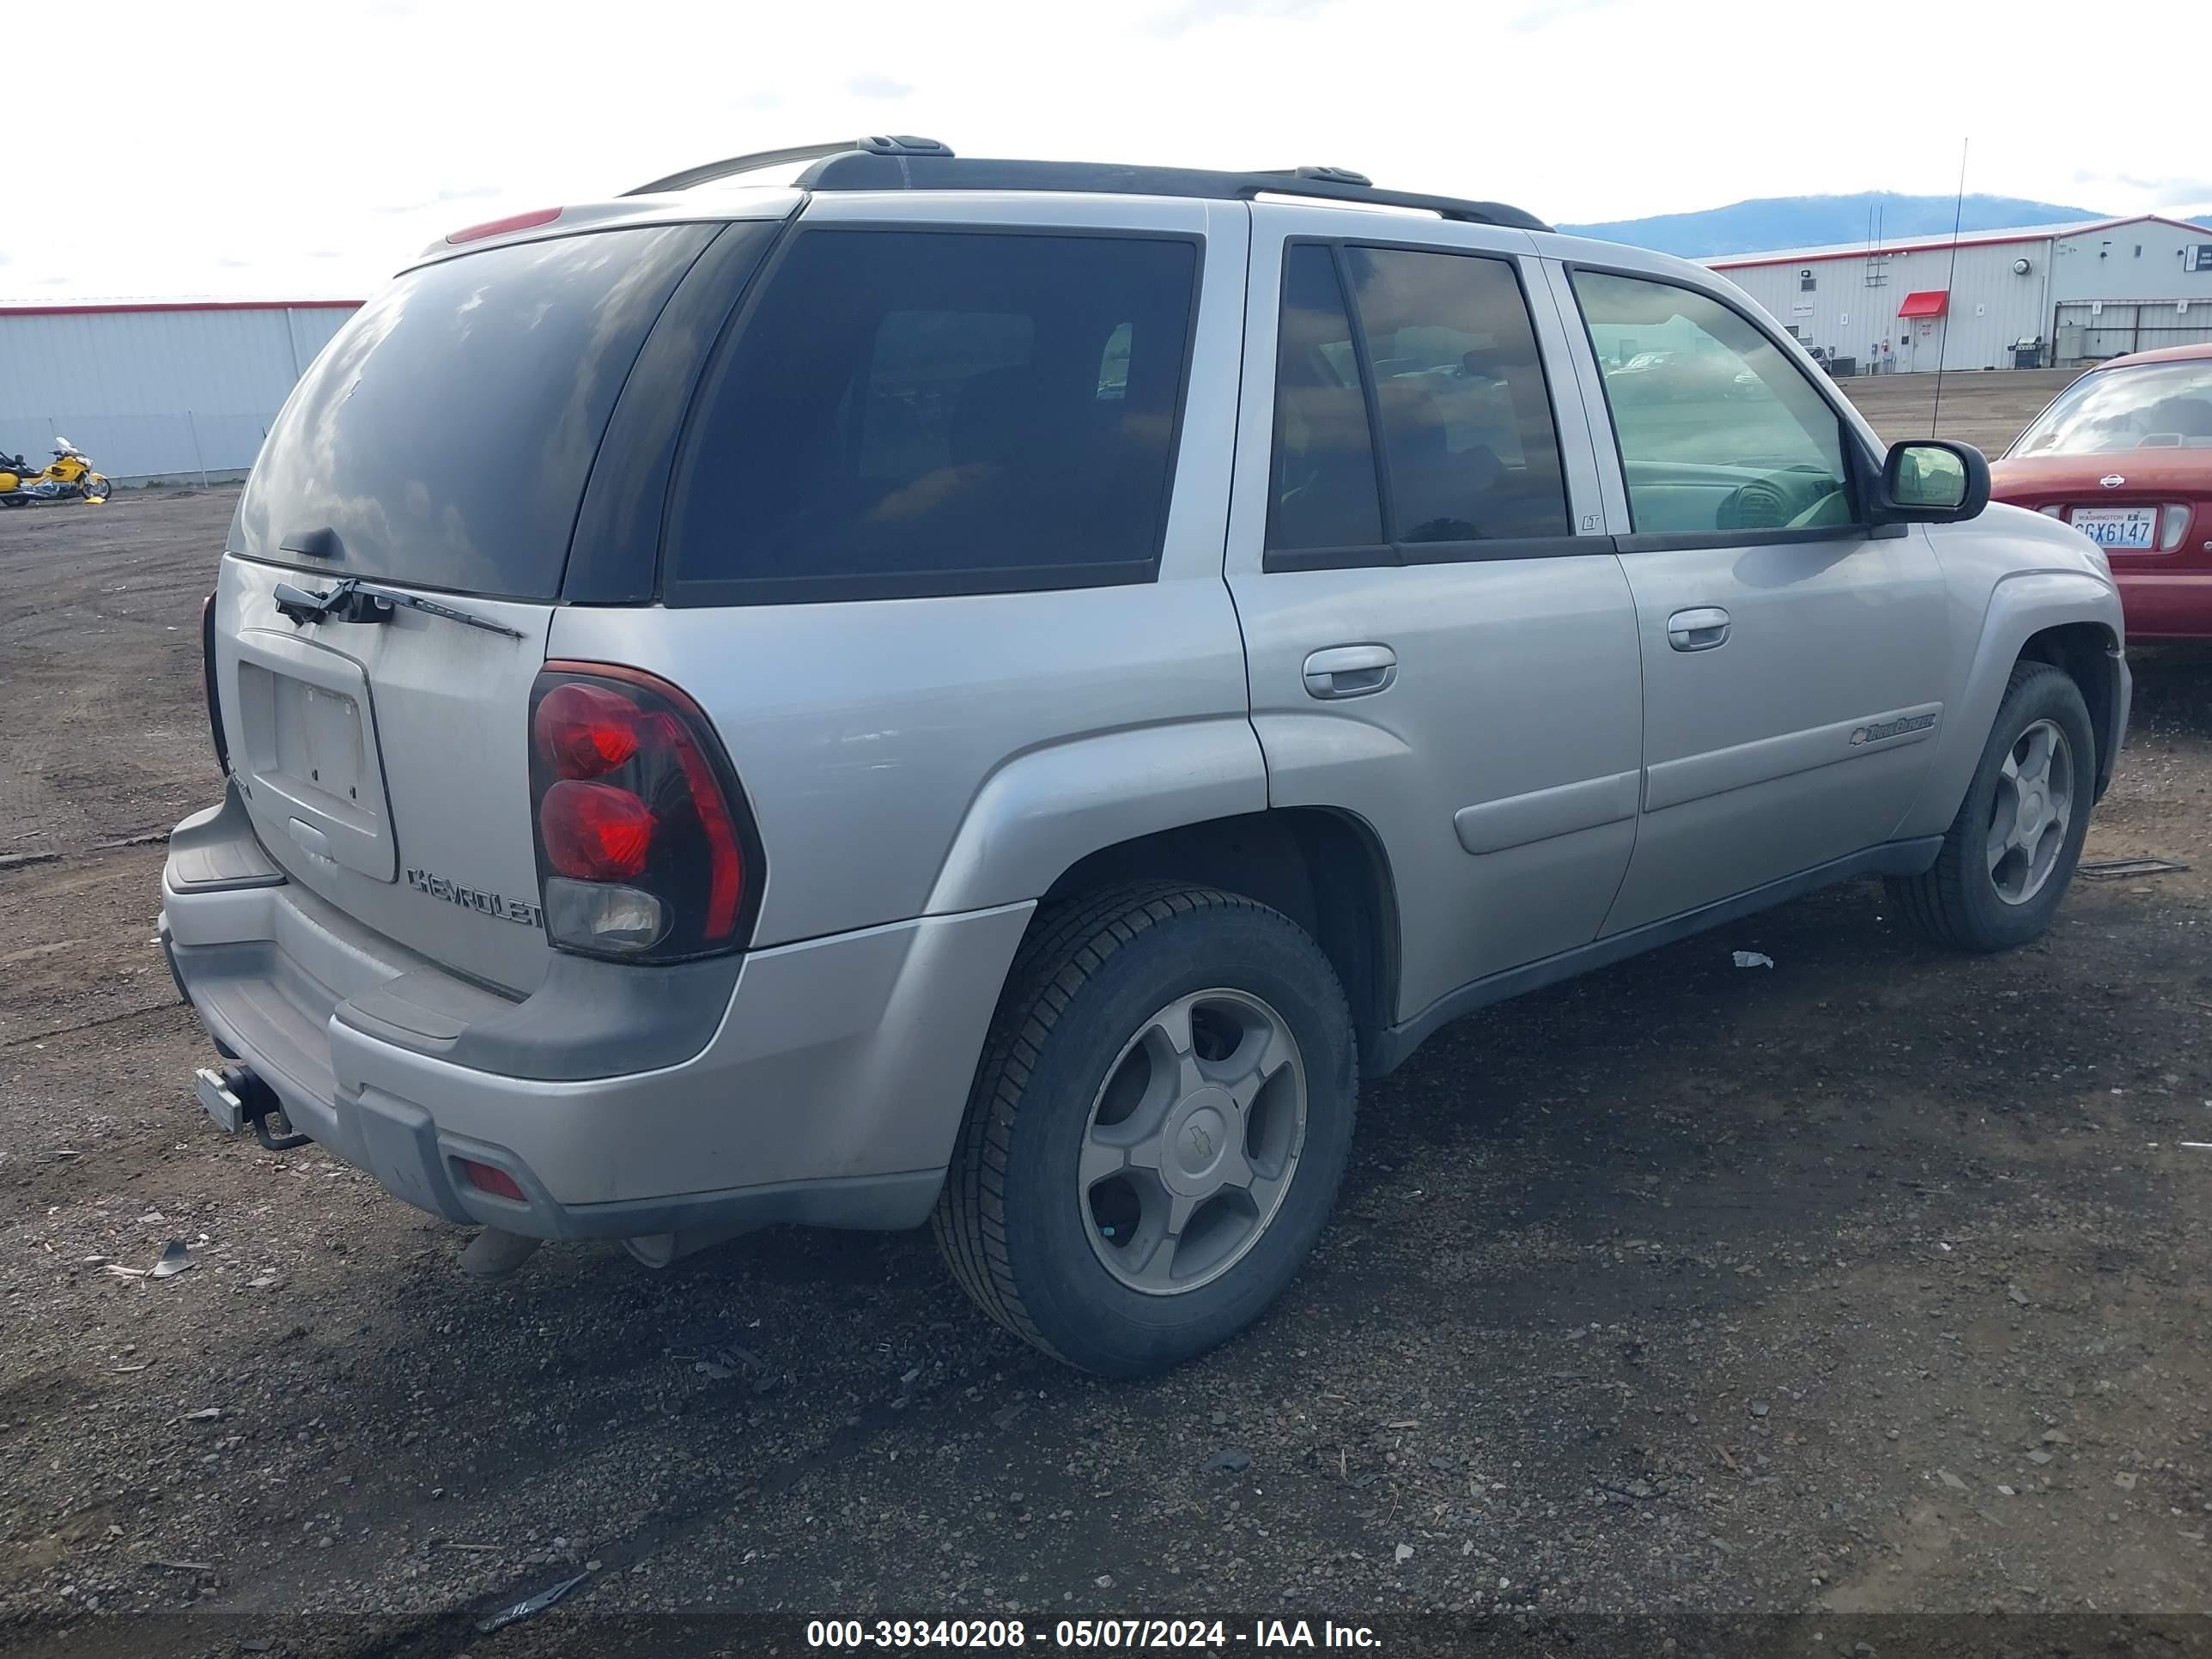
[{"x1": 4, "y1": 379, "x2": 2209, "y2": 1657}]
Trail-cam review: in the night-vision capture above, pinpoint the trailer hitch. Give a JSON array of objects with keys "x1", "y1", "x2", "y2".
[{"x1": 195, "y1": 1066, "x2": 313, "y2": 1152}]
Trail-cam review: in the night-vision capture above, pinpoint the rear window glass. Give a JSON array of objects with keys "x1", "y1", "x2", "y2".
[
  {"x1": 665, "y1": 229, "x2": 1200, "y2": 604},
  {"x1": 2009, "y1": 359, "x2": 2212, "y2": 456},
  {"x1": 231, "y1": 224, "x2": 714, "y2": 599}
]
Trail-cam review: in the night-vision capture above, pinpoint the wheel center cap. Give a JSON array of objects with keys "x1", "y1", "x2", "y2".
[
  {"x1": 1169, "y1": 1090, "x2": 1233, "y2": 1182},
  {"x1": 2021, "y1": 790, "x2": 2045, "y2": 834}
]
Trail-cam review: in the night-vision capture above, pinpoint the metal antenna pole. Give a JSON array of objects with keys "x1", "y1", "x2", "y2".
[{"x1": 1930, "y1": 139, "x2": 1969, "y2": 438}]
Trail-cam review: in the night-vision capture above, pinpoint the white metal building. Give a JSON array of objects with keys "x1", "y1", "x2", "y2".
[
  {"x1": 0, "y1": 299, "x2": 362, "y2": 483},
  {"x1": 1701, "y1": 214, "x2": 2212, "y2": 374}
]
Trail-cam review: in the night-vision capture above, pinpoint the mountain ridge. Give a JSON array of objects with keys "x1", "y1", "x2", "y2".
[{"x1": 1557, "y1": 191, "x2": 2121, "y2": 258}]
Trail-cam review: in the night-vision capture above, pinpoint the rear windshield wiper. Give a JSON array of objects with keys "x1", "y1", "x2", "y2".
[{"x1": 271, "y1": 577, "x2": 524, "y2": 641}]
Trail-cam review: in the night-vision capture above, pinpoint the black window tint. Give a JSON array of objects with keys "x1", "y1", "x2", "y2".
[
  {"x1": 231, "y1": 225, "x2": 715, "y2": 599},
  {"x1": 667, "y1": 230, "x2": 1197, "y2": 600},
  {"x1": 1340, "y1": 246, "x2": 1571, "y2": 544},
  {"x1": 1268, "y1": 245, "x2": 1384, "y2": 551}
]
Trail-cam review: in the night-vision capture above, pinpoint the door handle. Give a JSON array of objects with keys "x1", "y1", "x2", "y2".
[
  {"x1": 1666, "y1": 607, "x2": 1731, "y2": 652},
  {"x1": 1303, "y1": 643, "x2": 1398, "y2": 700}
]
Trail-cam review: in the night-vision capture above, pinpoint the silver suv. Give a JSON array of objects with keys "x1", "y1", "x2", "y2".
[{"x1": 161, "y1": 138, "x2": 2130, "y2": 1376}]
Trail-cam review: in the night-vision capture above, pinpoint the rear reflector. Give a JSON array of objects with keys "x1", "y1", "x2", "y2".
[
  {"x1": 456, "y1": 1159, "x2": 526, "y2": 1202},
  {"x1": 446, "y1": 206, "x2": 562, "y2": 245}
]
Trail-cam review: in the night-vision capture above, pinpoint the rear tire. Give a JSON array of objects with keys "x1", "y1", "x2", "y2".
[
  {"x1": 933, "y1": 883, "x2": 1358, "y2": 1376},
  {"x1": 1885, "y1": 659, "x2": 2094, "y2": 951}
]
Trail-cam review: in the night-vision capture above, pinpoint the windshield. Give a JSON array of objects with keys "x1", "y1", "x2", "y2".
[
  {"x1": 232, "y1": 224, "x2": 714, "y2": 599},
  {"x1": 2009, "y1": 360, "x2": 2212, "y2": 458}
]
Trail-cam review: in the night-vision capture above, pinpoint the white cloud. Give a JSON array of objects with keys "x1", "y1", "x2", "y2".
[
  {"x1": 1510, "y1": 0, "x2": 1625, "y2": 32},
  {"x1": 7, "y1": 0, "x2": 2209, "y2": 301},
  {"x1": 846, "y1": 71, "x2": 915, "y2": 100},
  {"x1": 1137, "y1": 0, "x2": 1327, "y2": 40}
]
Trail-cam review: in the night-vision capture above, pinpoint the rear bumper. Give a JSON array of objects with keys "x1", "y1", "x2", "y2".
[
  {"x1": 2116, "y1": 571, "x2": 2212, "y2": 641},
  {"x1": 161, "y1": 790, "x2": 1032, "y2": 1239}
]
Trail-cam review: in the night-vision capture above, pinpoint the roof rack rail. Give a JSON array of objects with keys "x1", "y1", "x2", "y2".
[
  {"x1": 793, "y1": 152, "x2": 1549, "y2": 231},
  {"x1": 623, "y1": 135, "x2": 951, "y2": 198},
  {"x1": 625, "y1": 139, "x2": 1547, "y2": 232}
]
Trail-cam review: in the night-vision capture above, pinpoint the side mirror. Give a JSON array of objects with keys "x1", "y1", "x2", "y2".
[{"x1": 1879, "y1": 439, "x2": 1989, "y2": 524}]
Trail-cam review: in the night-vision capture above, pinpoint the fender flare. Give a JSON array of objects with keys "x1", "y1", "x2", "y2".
[
  {"x1": 1895, "y1": 568, "x2": 2123, "y2": 841},
  {"x1": 923, "y1": 717, "x2": 1272, "y2": 916}
]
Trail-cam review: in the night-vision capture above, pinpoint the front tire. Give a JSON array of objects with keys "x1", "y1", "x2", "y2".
[
  {"x1": 934, "y1": 884, "x2": 1358, "y2": 1376},
  {"x1": 83, "y1": 477, "x2": 112, "y2": 502},
  {"x1": 1886, "y1": 660, "x2": 2094, "y2": 951}
]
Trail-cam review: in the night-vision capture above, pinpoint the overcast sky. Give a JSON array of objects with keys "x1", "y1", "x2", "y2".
[{"x1": 7, "y1": 0, "x2": 2209, "y2": 302}]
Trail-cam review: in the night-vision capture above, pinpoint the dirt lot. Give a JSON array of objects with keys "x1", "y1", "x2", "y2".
[
  {"x1": 4, "y1": 377, "x2": 2209, "y2": 1657},
  {"x1": 1843, "y1": 368, "x2": 2080, "y2": 457}
]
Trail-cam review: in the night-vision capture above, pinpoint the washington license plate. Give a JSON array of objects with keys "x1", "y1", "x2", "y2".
[{"x1": 2069, "y1": 506, "x2": 2158, "y2": 550}]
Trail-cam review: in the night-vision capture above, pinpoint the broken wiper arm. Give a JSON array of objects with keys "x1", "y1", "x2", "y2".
[{"x1": 270, "y1": 577, "x2": 524, "y2": 641}]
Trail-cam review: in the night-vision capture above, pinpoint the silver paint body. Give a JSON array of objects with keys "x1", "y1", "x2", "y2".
[{"x1": 161, "y1": 186, "x2": 2130, "y2": 1239}]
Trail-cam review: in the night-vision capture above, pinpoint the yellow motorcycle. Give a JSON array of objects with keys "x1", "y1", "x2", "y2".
[{"x1": 1, "y1": 440, "x2": 112, "y2": 506}]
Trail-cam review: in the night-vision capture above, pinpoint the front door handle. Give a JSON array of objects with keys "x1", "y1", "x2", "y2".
[
  {"x1": 1666, "y1": 606, "x2": 1731, "y2": 652},
  {"x1": 1303, "y1": 643, "x2": 1398, "y2": 700}
]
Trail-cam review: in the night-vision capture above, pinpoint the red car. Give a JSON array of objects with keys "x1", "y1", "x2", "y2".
[{"x1": 1990, "y1": 341, "x2": 2212, "y2": 640}]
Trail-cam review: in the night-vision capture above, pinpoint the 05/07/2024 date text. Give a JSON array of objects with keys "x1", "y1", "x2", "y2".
[{"x1": 806, "y1": 1620, "x2": 1383, "y2": 1649}]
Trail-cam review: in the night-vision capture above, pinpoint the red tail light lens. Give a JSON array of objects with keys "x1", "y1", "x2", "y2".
[
  {"x1": 526, "y1": 664, "x2": 761, "y2": 962},
  {"x1": 533, "y1": 682, "x2": 641, "y2": 778},
  {"x1": 540, "y1": 781, "x2": 654, "y2": 879}
]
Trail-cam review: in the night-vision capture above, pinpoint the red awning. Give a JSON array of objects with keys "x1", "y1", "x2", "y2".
[{"x1": 1898, "y1": 289, "x2": 1949, "y2": 319}]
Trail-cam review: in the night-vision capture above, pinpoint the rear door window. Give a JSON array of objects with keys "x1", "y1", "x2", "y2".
[
  {"x1": 231, "y1": 224, "x2": 717, "y2": 599},
  {"x1": 664, "y1": 229, "x2": 1200, "y2": 604},
  {"x1": 1265, "y1": 241, "x2": 1571, "y2": 564},
  {"x1": 1343, "y1": 246, "x2": 1571, "y2": 544},
  {"x1": 1267, "y1": 244, "x2": 1385, "y2": 551}
]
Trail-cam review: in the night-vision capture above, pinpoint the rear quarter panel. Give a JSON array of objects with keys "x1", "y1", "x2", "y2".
[{"x1": 549, "y1": 195, "x2": 1263, "y2": 945}]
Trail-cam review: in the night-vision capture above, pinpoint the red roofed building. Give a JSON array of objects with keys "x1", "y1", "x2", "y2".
[{"x1": 1697, "y1": 214, "x2": 2212, "y2": 374}]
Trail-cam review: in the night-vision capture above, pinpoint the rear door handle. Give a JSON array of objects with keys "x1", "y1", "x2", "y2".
[
  {"x1": 1303, "y1": 643, "x2": 1398, "y2": 700},
  {"x1": 1666, "y1": 607, "x2": 1731, "y2": 652}
]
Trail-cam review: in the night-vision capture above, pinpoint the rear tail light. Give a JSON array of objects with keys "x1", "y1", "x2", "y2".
[
  {"x1": 2037, "y1": 505, "x2": 2064, "y2": 519},
  {"x1": 200, "y1": 591, "x2": 229, "y2": 774},
  {"x1": 2160, "y1": 503, "x2": 2192, "y2": 551},
  {"x1": 526, "y1": 663, "x2": 762, "y2": 962}
]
